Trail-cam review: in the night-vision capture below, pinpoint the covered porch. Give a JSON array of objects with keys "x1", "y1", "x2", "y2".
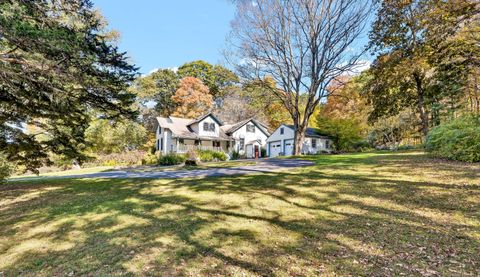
[{"x1": 175, "y1": 138, "x2": 233, "y2": 154}]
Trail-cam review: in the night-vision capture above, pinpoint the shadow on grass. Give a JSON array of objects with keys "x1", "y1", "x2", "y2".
[{"x1": 0, "y1": 152, "x2": 479, "y2": 275}]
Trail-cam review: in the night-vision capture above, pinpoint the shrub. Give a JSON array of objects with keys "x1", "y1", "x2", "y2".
[
  {"x1": 397, "y1": 145, "x2": 414, "y2": 151},
  {"x1": 260, "y1": 148, "x2": 267, "y2": 158},
  {"x1": 142, "y1": 152, "x2": 159, "y2": 165},
  {"x1": 158, "y1": 153, "x2": 186, "y2": 166},
  {"x1": 0, "y1": 154, "x2": 13, "y2": 183},
  {"x1": 196, "y1": 150, "x2": 227, "y2": 162},
  {"x1": 426, "y1": 116, "x2": 480, "y2": 162},
  {"x1": 231, "y1": 151, "x2": 240, "y2": 160},
  {"x1": 85, "y1": 150, "x2": 147, "y2": 167},
  {"x1": 212, "y1": 151, "x2": 228, "y2": 161}
]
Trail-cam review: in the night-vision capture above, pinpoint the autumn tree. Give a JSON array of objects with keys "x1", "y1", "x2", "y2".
[
  {"x1": 0, "y1": 0, "x2": 137, "y2": 172},
  {"x1": 177, "y1": 60, "x2": 239, "y2": 100},
  {"x1": 230, "y1": 0, "x2": 374, "y2": 154},
  {"x1": 315, "y1": 74, "x2": 372, "y2": 151},
  {"x1": 172, "y1": 77, "x2": 213, "y2": 118},
  {"x1": 131, "y1": 69, "x2": 179, "y2": 117},
  {"x1": 366, "y1": 0, "x2": 479, "y2": 137}
]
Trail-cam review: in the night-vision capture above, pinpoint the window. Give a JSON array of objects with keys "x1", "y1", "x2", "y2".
[
  {"x1": 160, "y1": 138, "x2": 163, "y2": 150},
  {"x1": 280, "y1": 127, "x2": 284, "y2": 135},
  {"x1": 312, "y1": 139, "x2": 317, "y2": 148},
  {"x1": 158, "y1": 127, "x2": 162, "y2": 134},
  {"x1": 156, "y1": 139, "x2": 160, "y2": 150},
  {"x1": 179, "y1": 138, "x2": 184, "y2": 144},
  {"x1": 240, "y1": 138, "x2": 245, "y2": 150},
  {"x1": 325, "y1": 140, "x2": 330, "y2": 149},
  {"x1": 213, "y1": 141, "x2": 220, "y2": 147},
  {"x1": 203, "y1": 122, "x2": 216, "y2": 132},
  {"x1": 246, "y1": 124, "x2": 255, "y2": 133}
]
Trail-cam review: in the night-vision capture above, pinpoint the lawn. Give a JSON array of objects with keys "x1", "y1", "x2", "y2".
[
  {"x1": 10, "y1": 160, "x2": 257, "y2": 181},
  {"x1": 1, "y1": 152, "x2": 479, "y2": 276}
]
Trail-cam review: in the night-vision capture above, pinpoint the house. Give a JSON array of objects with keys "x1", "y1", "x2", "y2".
[
  {"x1": 155, "y1": 113, "x2": 270, "y2": 158},
  {"x1": 266, "y1": 124, "x2": 333, "y2": 157}
]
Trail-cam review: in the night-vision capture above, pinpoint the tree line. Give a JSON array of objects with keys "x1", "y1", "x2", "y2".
[{"x1": 1, "y1": 0, "x2": 479, "y2": 179}]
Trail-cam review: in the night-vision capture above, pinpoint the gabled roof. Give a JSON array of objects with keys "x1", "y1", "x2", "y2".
[
  {"x1": 284, "y1": 125, "x2": 331, "y2": 139},
  {"x1": 222, "y1": 118, "x2": 270, "y2": 136},
  {"x1": 156, "y1": 115, "x2": 231, "y2": 140},
  {"x1": 187, "y1": 112, "x2": 224, "y2": 127}
]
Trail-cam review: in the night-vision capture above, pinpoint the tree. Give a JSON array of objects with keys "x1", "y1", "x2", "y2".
[
  {"x1": 177, "y1": 60, "x2": 239, "y2": 100},
  {"x1": 172, "y1": 77, "x2": 213, "y2": 118},
  {"x1": 230, "y1": 0, "x2": 374, "y2": 154},
  {"x1": 131, "y1": 69, "x2": 179, "y2": 116},
  {"x1": 0, "y1": 0, "x2": 137, "y2": 172},
  {"x1": 367, "y1": 0, "x2": 479, "y2": 137},
  {"x1": 85, "y1": 119, "x2": 147, "y2": 154},
  {"x1": 367, "y1": 109, "x2": 418, "y2": 150},
  {"x1": 314, "y1": 74, "x2": 371, "y2": 151},
  {"x1": 242, "y1": 77, "x2": 292, "y2": 130}
]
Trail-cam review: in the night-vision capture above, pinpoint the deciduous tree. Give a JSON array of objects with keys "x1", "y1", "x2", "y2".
[
  {"x1": 230, "y1": 0, "x2": 374, "y2": 154},
  {"x1": 172, "y1": 77, "x2": 213, "y2": 118}
]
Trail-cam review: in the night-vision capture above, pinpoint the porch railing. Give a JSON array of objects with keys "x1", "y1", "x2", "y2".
[{"x1": 176, "y1": 144, "x2": 227, "y2": 153}]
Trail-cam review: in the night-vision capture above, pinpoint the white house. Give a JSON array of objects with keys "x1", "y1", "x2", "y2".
[
  {"x1": 266, "y1": 124, "x2": 333, "y2": 157},
  {"x1": 155, "y1": 113, "x2": 270, "y2": 158}
]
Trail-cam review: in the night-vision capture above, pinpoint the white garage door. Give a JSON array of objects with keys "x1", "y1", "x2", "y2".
[
  {"x1": 284, "y1": 139, "x2": 294, "y2": 156},
  {"x1": 269, "y1": 141, "x2": 282, "y2": 157},
  {"x1": 246, "y1": 145, "x2": 253, "y2": 158}
]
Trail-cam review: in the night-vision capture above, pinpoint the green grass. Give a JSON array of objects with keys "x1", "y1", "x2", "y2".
[
  {"x1": 10, "y1": 160, "x2": 257, "y2": 181},
  {"x1": 10, "y1": 166, "x2": 115, "y2": 179},
  {"x1": 1, "y1": 152, "x2": 479, "y2": 276}
]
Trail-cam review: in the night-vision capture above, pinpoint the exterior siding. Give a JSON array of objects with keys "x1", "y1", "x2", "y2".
[
  {"x1": 266, "y1": 125, "x2": 333, "y2": 157},
  {"x1": 230, "y1": 121, "x2": 268, "y2": 153},
  {"x1": 197, "y1": 116, "x2": 220, "y2": 137}
]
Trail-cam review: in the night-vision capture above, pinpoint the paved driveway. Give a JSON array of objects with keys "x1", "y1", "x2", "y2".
[{"x1": 14, "y1": 159, "x2": 315, "y2": 180}]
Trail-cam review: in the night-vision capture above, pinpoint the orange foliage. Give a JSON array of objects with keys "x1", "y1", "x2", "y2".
[{"x1": 172, "y1": 77, "x2": 213, "y2": 118}]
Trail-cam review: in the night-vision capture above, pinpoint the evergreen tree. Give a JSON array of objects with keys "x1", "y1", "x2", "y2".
[{"x1": 0, "y1": 0, "x2": 137, "y2": 171}]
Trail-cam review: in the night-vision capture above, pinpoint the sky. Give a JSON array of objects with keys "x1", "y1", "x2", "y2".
[{"x1": 93, "y1": 0, "x2": 236, "y2": 75}]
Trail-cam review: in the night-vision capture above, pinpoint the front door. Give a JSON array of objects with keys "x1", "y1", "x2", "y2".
[{"x1": 254, "y1": 145, "x2": 259, "y2": 159}]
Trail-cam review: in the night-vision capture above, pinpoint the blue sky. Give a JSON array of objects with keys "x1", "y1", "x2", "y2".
[{"x1": 93, "y1": 0, "x2": 236, "y2": 74}]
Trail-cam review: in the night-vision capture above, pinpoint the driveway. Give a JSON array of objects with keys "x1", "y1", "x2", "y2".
[{"x1": 14, "y1": 159, "x2": 315, "y2": 180}]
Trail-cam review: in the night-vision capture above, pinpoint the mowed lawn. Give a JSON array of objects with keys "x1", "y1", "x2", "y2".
[{"x1": 1, "y1": 152, "x2": 479, "y2": 276}]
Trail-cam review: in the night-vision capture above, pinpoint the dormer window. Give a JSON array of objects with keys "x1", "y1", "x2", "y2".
[
  {"x1": 203, "y1": 122, "x2": 216, "y2": 132},
  {"x1": 246, "y1": 124, "x2": 255, "y2": 133}
]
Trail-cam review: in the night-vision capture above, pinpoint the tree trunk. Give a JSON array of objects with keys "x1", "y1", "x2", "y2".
[
  {"x1": 293, "y1": 124, "x2": 306, "y2": 155},
  {"x1": 413, "y1": 73, "x2": 429, "y2": 137}
]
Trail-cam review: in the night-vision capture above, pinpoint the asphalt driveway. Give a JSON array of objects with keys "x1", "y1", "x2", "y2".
[{"x1": 13, "y1": 159, "x2": 315, "y2": 180}]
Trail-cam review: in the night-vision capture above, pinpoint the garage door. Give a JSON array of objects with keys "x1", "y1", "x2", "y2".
[
  {"x1": 284, "y1": 139, "x2": 294, "y2": 156},
  {"x1": 269, "y1": 141, "x2": 282, "y2": 157}
]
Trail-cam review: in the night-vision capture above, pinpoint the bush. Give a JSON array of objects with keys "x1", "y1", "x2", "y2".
[
  {"x1": 0, "y1": 155, "x2": 13, "y2": 183},
  {"x1": 142, "y1": 152, "x2": 159, "y2": 165},
  {"x1": 260, "y1": 148, "x2": 267, "y2": 158},
  {"x1": 212, "y1": 151, "x2": 228, "y2": 161},
  {"x1": 397, "y1": 145, "x2": 414, "y2": 151},
  {"x1": 158, "y1": 153, "x2": 186, "y2": 166},
  {"x1": 231, "y1": 151, "x2": 240, "y2": 160},
  {"x1": 196, "y1": 150, "x2": 227, "y2": 162},
  {"x1": 85, "y1": 150, "x2": 147, "y2": 167},
  {"x1": 426, "y1": 116, "x2": 480, "y2": 162}
]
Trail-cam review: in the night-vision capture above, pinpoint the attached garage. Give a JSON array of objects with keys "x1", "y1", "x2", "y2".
[{"x1": 268, "y1": 141, "x2": 282, "y2": 157}]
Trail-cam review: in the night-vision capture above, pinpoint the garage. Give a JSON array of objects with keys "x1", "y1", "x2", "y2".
[
  {"x1": 269, "y1": 141, "x2": 282, "y2": 157},
  {"x1": 284, "y1": 139, "x2": 294, "y2": 155}
]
